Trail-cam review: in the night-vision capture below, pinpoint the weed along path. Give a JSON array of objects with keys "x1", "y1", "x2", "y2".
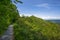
[{"x1": 0, "y1": 25, "x2": 14, "y2": 40}]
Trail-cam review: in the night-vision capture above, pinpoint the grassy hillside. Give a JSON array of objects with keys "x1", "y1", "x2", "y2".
[
  {"x1": 0, "y1": 0, "x2": 60, "y2": 40},
  {"x1": 14, "y1": 16, "x2": 60, "y2": 40}
]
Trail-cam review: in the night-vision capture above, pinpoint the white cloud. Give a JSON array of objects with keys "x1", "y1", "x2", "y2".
[
  {"x1": 21, "y1": 14, "x2": 60, "y2": 19},
  {"x1": 20, "y1": 12, "x2": 60, "y2": 19},
  {"x1": 35, "y1": 15, "x2": 60, "y2": 19},
  {"x1": 35, "y1": 3, "x2": 50, "y2": 8}
]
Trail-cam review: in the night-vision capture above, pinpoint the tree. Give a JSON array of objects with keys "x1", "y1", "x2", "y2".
[{"x1": 14, "y1": 0, "x2": 23, "y2": 4}]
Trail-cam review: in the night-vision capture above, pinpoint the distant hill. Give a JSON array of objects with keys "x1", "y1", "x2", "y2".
[{"x1": 46, "y1": 19, "x2": 60, "y2": 24}]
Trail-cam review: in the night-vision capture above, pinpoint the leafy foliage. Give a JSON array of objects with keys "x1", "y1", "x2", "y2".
[
  {"x1": 14, "y1": 0, "x2": 23, "y2": 4},
  {"x1": 14, "y1": 16, "x2": 60, "y2": 40},
  {"x1": 0, "y1": 0, "x2": 60, "y2": 40},
  {"x1": 0, "y1": 0, "x2": 19, "y2": 36}
]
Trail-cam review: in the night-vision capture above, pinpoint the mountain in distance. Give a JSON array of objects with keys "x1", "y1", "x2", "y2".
[{"x1": 46, "y1": 19, "x2": 60, "y2": 24}]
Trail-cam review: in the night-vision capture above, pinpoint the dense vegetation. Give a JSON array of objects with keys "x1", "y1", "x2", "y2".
[
  {"x1": 0, "y1": 0, "x2": 19, "y2": 36},
  {"x1": 14, "y1": 16, "x2": 60, "y2": 40},
  {"x1": 0, "y1": 0, "x2": 60, "y2": 40}
]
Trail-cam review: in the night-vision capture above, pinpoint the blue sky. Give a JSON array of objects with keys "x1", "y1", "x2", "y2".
[{"x1": 15, "y1": 0, "x2": 60, "y2": 19}]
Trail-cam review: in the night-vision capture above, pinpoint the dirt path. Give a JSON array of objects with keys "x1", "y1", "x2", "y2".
[{"x1": 0, "y1": 25, "x2": 13, "y2": 40}]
